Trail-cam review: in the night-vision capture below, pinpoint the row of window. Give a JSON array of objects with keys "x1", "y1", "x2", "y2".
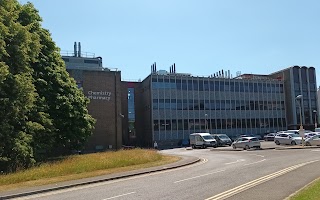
[
  {"x1": 152, "y1": 99, "x2": 285, "y2": 110},
  {"x1": 294, "y1": 83, "x2": 317, "y2": 92},
  {"x1": 152, "y1": 79, "x2": 284, "y2": 93},
  {"x1": 153, "y1": 118, "x2": 286, "y2": 130},
  {"x1": 294, "y1": 91, "x2": 317, "y2": 100}
]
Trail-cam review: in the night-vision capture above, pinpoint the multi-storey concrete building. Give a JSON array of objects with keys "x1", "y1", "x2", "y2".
[
  {"x1": 133, "y1": 65, "x2": 317, "y2": 148},
  {"x1": 63, "y1": 42, "x2": 122, "y2": 152},
  {"x1": 137, "y1": 65, "x2": 287, "y2": 148},
  {"x1": 62, "y1": 45, "x2": 318, "y2": 149}
]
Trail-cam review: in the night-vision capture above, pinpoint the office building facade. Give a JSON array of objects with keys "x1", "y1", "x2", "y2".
[{"x1": 136, "y1": 65, "x2": 317, "y2": 148}]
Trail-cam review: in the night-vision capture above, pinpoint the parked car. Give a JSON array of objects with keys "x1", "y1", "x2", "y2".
[
  {"x1": 264, "y1": 133, "x2": 276, "y2": 141},
  {"x1": 304, "y1": 132, "x2": 318, "y2": 139},
  {"x1": 274, "y1": 132, "x2": 302, "y2": 145},
  {"x1": 252, "y1": 134, "x2": 263, "y2": 140},
  {"x1": 278, "y1": 130, "x2": 312, "y2": 135},
  {"x1": 212, "y1": 134, "x2": 232, "y2": 146},
  {"x1": 232, "y1": 137, "x2": 261, "y2": 150},
  {"x1": 305, "y1": 135, "x2": 320, "y2": 146},
  {"x1": 315, "y1": 128, "x2": 320, "y2": 132},
  {"x1": 234, "y1": 134, "x2": 250, "y2": 140}
]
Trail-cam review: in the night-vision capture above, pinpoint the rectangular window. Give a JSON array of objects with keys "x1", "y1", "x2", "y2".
[
  {"x1": 153, "y1": 99, "x2": 158, "y2": 109},
  {"x1": 204, "y1": 80, "x2": 210, "y2": 91},
  {"x1": 178, "y1": 120, "x2": 183, "y2": 130},
  {"x1": 153, "y1": 120, "x2": 159, "y2": 130},
  {"x1": 160, "y1": 120, "x2": 165, "y2": 130},
  {"x1": 165, "y1": 99, "x2": 170, "y2": 109},
  {"x1": 84, "y1": 59, "x2": 99, "y2": 64},
  {"x1": 182, "y1": 80, "x2": 187, "y2": 90},
  {"x1": 159, "y1": 99, "x2": 165, "y2": 109},
  {"x1": 188, "y1": 80, "x2": 193, "y2": 90}
]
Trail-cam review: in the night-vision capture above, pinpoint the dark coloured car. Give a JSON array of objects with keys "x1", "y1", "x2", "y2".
[{"x1": 212, "y1": 134, "x2": 232, "y2": 146}]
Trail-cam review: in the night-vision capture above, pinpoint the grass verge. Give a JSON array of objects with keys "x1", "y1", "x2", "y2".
[
  {"x1": 289, "y1": 178, "x2": 320, "y2": 200},
  {"x1": 0, "y1": 149, "x2": 180, "y2": 192}
]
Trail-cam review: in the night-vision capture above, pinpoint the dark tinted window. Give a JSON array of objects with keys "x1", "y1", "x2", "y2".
[
  {"x1": 308, "y1": 68, "x2": 316, "y2": 83},
  {"x1": 84, "y1": 59, "x2": 99, "y2": 64},
  {"x1": 293, "y1": 66, "x2": 300, "y2": 83}
]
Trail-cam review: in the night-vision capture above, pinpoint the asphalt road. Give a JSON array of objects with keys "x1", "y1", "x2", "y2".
[{"x1": 10, "y1": 142, "x2": 320, "y2": 200}]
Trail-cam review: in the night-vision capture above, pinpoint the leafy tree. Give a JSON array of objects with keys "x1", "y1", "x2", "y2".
[
  {"x1": 0, "y1": 0, "x2": 95, "y2": 172},
  {"x1": 31, "y1": 26, "x2": 96, "y2": 154},
  {"x1": 0, "y1": 0, "x2": 40, "y2": 172}
]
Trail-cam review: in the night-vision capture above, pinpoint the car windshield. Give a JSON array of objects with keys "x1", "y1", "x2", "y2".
[
  {"x1": 289, "y1": 134, "x2": 300, "y2": 137},
  {"x1": 203, "y1": 135, "x2": 214, "y2": 140},
  {"x1": 219, "y1": 135, "x2": 229, "y2": 139}
]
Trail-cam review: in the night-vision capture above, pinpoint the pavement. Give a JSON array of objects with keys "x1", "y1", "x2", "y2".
[{"x1": 1, "y1": 144, "x2": 320, "y2": 199}]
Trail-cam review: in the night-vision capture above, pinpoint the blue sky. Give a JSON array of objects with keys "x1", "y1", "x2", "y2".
[{"x1": 20, "y1": 0, "x2": 319, "y2": 86}]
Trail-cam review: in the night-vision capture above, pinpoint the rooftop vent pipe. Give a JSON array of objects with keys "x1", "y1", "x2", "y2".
[
  {"x1": 74, "y1": 42, "x2": 77, "y2": 57},
  {"x1": 78, "y1": 42, "x2": 81, "y2": 57}
]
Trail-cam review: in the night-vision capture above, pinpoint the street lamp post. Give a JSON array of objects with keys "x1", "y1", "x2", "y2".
[
  {"x1": 296, "y1": 95, "x2": 304, "y2": 147},
  {"x1": 313, "y1": 110, "x2": 317, "y2": 129},
  {"x1": 205, "y1": 114, "x2": 209, "y2": 133}
]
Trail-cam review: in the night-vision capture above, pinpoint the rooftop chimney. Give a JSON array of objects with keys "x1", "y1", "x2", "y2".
[
  {"x1": 74, "y1": 42, "x2": 77, "y2": 57},
  {"x1": 78, "y1": 42, "x2": 81, "y2": 57}
]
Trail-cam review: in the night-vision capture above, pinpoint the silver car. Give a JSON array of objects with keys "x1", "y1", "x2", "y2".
[
  {"x1": 232, "y1": 137, "x2": 261, "y2": 150},
  {"x1": 274, "y1": 133, "x2": 302, "y2": 145},
  {"x1": 305, "y1": 135, "x2": 320, "y2": 146},
  {"x1": 304, "y1": 132, "x2": 319, "y2": 139}
]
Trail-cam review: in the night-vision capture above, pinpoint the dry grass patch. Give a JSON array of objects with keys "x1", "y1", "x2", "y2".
[{"x1": 0, "y1": 149, "x2": 180, "y2": 192}]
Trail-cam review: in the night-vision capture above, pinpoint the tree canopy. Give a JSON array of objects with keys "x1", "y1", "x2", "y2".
[{"x1": 0, "y1": 0, "x2": 95, "y2": 173}]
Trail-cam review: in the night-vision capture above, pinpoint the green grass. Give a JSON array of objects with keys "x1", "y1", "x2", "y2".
[
  {"x1": 0, "y1": 149, "x2": 180, "y2": 191},
  {"x1": 290, "y1": 178, "x2": 320, "y2": 200}
]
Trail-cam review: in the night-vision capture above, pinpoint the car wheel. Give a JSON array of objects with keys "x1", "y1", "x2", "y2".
[
  {"x1": 244, "y1": 145, "x2": 250, "y2": 150},
  {"x1": 202, "y1": 144, "x2": 206, "y2": 149},
  {"x1": 232, "y1": 144, "x2": 236, "y2": 149},
  {"x1": 213, "y1": 144, "x2": 217, "y2": 148},
  {"x1": 275, "y1": 140, "x2": 280, "y2": 145},
  {"x1": 291, "y1": 141, "x2": 296, "y2": 145},
  {"x1": 306, "y1": 142, "x2": 311, "y2": 146},
  {"x1": 192, "y1": 145, "x2": 196, "y2": 149}
]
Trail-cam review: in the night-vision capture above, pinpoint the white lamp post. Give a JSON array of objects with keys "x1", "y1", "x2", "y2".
[{"x1": 313, "y1": 110, "x2": 317, "y2": 129}]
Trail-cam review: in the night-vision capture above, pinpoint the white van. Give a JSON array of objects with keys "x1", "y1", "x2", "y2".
[{"x1": 189, "y1": 133, "x2": 217, "y2": 149}]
